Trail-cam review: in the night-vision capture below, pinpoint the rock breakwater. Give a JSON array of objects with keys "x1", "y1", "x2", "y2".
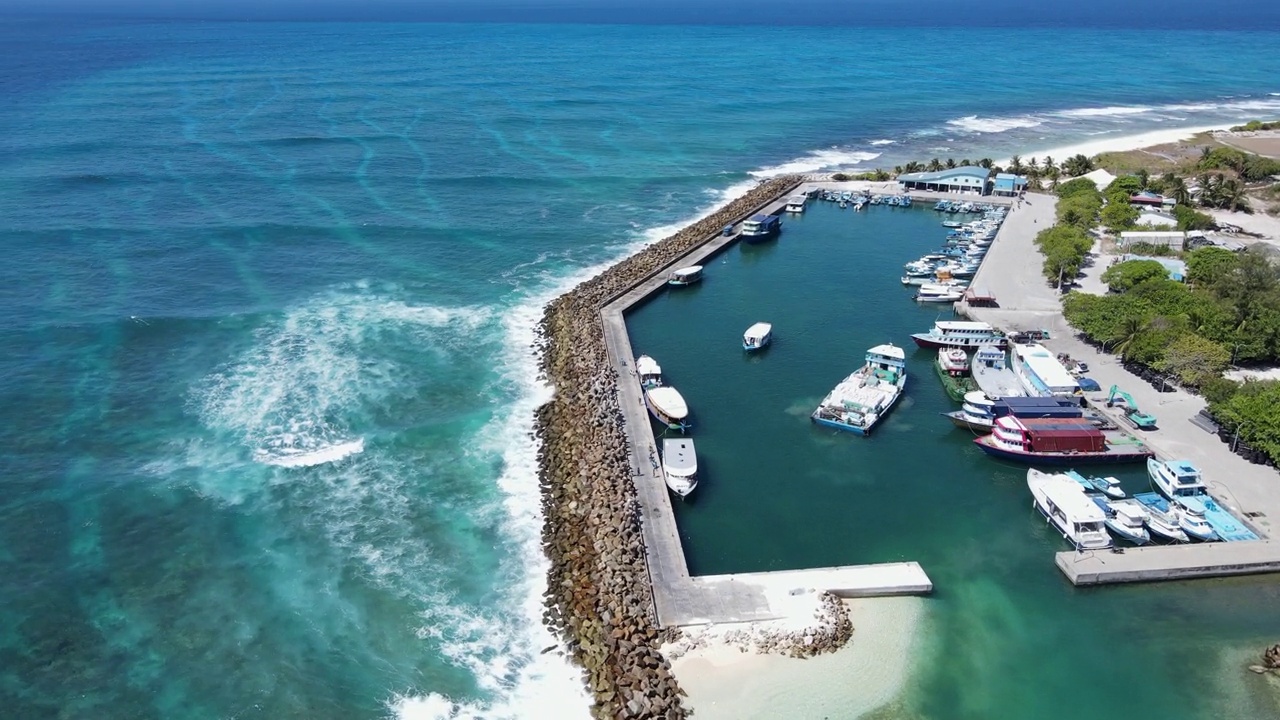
[{"x1": 534, "y1": 175, "x2": 802, "y2": 718}]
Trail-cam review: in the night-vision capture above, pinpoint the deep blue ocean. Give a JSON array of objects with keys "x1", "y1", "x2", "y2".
[{"x1": 2, "y1": 17, "x2": 1279, "y2": 719}]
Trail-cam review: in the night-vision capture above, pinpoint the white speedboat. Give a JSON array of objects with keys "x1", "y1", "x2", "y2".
[
  {"x1": 1141, "y1": 502, "x2": 1189, "y2": 543},
  {"x1": 811, "y1": 344, "x2": 907, "y2": 436},
  {"x1": 743, "y1": 322, "x2": 773, "y2": 351},
  {"x1": 662, "y1": 438, "x2": 698, "y2": 498},
  {"x1": 1027, "y1": 469, "x2": 1113, "y2": 551},
  {"x1": 1147, "y1": 458, "x2": 1207, "y2": 499},
  {"x1": 914, "y1": 284, "x2": 963, "y2": 303},
  {"x1": 645, "y1": 386, "x2": 690, "y2": 432},
  {"x1": 635, "y1": 355, "x2": 663, "y2": 390},
  {"x1": 1174, "y1": 495, "x2": 1219, "y2": 541},
  {"x1": 668, "y1": 266, "x2": 703, "y2": 287},
  {"x1": 1065, "y1": 470, "x2": 1125, "y2": 499},
  {"x1": 1096, "y1": 498, "x2": 1150, "y2": 545}
]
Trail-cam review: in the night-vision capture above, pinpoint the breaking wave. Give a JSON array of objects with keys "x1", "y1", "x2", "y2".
[{"x1": 946, "y1": 114, "x2": 1043, "y2": 134}]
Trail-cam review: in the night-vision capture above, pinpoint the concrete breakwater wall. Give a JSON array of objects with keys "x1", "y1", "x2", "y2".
[{"x1": 534, "y1": 175, "x2": 803, "y2": 718}]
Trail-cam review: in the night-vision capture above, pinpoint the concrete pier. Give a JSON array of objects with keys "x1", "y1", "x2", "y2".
[
  {"x1": 962, "y1": 192, "x2": 1280, "y2": 586},
  {"x1": 601, "y1": 179, "x2": 934, "y2": 627}
]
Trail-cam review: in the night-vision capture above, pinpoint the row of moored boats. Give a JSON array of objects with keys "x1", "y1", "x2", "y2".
[{"x1": 902, "y1": 205, "x2": 1008, "y2": 303}]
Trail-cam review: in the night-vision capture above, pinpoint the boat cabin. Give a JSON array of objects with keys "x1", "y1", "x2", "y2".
[
  {"x1": 635, "y1": 355, "x2": 662, "y2": 389},
  {"x1": 740, "y1": 214, "x2": 782, "y2": 238},
  {"x1": 668, "y1": 265, "x2": 703, "y2": 286},
  {"x1": 784, "y1": 195, "x2": 808, "y2": 213},
  {"x1": 743, "y1": 322, "x2": 773, "y2": 350}
]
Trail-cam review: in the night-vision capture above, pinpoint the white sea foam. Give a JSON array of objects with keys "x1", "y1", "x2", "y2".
[
  {"x1": 748, "y1": 148, "x2": 881, "y2": 177},
  {"x1": 946, "y1": 114, "x2": 1043, "y2": 134},
  {"x1": 1053, "y1": 105, "x2": 1154, "y2": 118},
  {"x1": 254, "y1": 437, "x2": 365, "y2": 467},
  {"x1": 1001, "y1": 123, "x2": 1233, "y2": 167},
  {"x1": 869, "y1": 139, "x2": 896, "y2": 146}
]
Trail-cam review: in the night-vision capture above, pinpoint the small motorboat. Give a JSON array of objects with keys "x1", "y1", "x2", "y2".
[
  {"x1": 668, "y1": 265, "x2": 703, "y2": 287},
  {"x1": 1175, "y1": 496, "x2": 1219, "y2": 542},
  {"x1": 743, "y1": 322, "x2": 773, "y2": 351},
  {"x1": 1140, "y1": 500, "x2": 1189, "y2": 543},
  {"x1": 1065, "y1": 470, "x2": 1125, "y2": 499},
  {"x1": 1095, "y1": 497, "x2": 1150, "y2": 545},
  {"x1": 635, "y1": 355, "x2": 663, "y2": 390}
]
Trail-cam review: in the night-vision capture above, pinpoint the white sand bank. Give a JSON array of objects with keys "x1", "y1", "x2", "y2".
[
  {"x1": 998, "y1": 124, "x2": 1230, "y2": 165},
  {"x1": 1208, "y1": 209, "x2": 1280, "y2": 242},
  {"x1": 665, "y1": 597, "x2": 925, "y2": 719}
]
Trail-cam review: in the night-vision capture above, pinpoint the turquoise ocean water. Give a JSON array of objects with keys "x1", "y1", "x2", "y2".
[{"x1": 2, "y1": 17, "x2": 1280, "y2": 719}]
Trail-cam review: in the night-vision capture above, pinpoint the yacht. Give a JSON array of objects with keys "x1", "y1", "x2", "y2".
[
  {"x1": 743, "y1": 322, "x2": 773, "y2": 351},
  {"x1": 645, "y1": 386, "x2": 690, "y2": 432},
  {"x1": 1027, "y1": 469, "x2": 1113, "y2": 551},
  {"x1": 668, "y1": 265, "x2": 703, "y2": 287},
  {"x1": 944, "y1": 390, "x2": 997, "y2": 431},
  {"x1": 914, "y1": 285, "x2": 963, "y2": 303},
  {"x1": 635, "y1": 355, "x2": 663, "y2": 390},
  {"x1": 784, "y1": 194, "x2": 808, "y2": 213},
  {"x1": 1147, "y1": 459, "x2": 1208, "y2": 499},
  {"x1": 1140, "y1": 500, "x2": 1190, "y2": 543},
  {"x1": 1174, "y1": 496, "x2": 1219, "y2": 541},
  {"x1": 662, "y1": 438, "x2": 698, "y2": 498},
  {"x1": 811, "y1": 344, "x2": 907, "y2": 436}
]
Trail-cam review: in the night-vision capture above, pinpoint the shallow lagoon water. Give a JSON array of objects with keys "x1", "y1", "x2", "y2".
[{"x1": 626, "y1": 201, "x2": 1280, "y2": 719}]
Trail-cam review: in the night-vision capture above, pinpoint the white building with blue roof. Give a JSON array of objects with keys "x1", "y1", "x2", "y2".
[{"x1": 896, "y1": 166, "x2": 991, "y2": 195}]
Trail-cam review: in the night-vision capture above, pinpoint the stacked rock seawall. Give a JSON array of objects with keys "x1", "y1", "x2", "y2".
[{"x1": 535, "y1": 175, "x2": 803, "y2": 718}]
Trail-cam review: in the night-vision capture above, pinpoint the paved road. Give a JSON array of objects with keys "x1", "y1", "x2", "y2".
[{"x1": 965, "y1": 192, "x2": 1280, "y2": 542}]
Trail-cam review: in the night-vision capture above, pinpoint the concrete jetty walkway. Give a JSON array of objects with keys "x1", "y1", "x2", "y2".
[
  {"x1": 961, "y1": 192, "x2": 1280, "y2": 586},
  {"x1": 600, "y1": 181, "x2": 933, "y2": 627}
]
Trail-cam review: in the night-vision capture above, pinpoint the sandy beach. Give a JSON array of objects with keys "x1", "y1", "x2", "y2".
[
  {"x1": 665, "y1": 597, "x2": 925, "y2": 719},
  {"x1": 998, "y1": 124, "x2": 1232, "y2": 165}
]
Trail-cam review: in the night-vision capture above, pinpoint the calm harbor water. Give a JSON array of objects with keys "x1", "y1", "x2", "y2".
[{"x1": 627, "y1": 202, "x2": 1280, "y2": 719}]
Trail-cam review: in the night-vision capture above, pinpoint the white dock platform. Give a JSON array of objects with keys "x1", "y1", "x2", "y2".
[{"x1": 1057, "y1": 539, "x2": 1280, "y2": 586}]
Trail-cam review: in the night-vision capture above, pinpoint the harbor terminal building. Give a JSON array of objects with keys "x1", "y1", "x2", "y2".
[{"x1": 897, "y1": 166, "x2": 1027, "y2": 196}]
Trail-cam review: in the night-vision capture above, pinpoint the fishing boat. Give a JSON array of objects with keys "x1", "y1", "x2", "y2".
[
  {"x1": 1174, "y1": 495, "x2": 1219, "y2": 541},
  {"x1": 784, "y1": 194, "x2": 808, "y2": 213},
  {"x1": 1027, "y1": 469, "x2": 1113, "y2": 551},
  {"x1": 811, "y1": 344, "x2": 907, "y2": 436},
  {"x1": 911, "y1": 321, "x2": 1006, "y2": 350},
  {"x1": 743, "y1": 322, "x2": 773, "y2": 351},
  {"x1": 740, "y1": 214, "x2": 782, "y2": 243},
  {"x1": 661, "y1": 438, "x2": 698, "y2": 498},
  {"x1": 942, "y1": 220, "x2": 963, "y2": 228},
  {"x1": 645, "y1": 386, "x2": 690, "y2": 432},
  {"x1": 1147, "y1": 458, "x2": 1208, "y2": 499},
  {"x1": 974, "y1": 416, "x2": 1154, "y2": 465},
  {"x1": 668, "y1": 265, "x2": 703, "y2": 287},
  {"x1": 1093, "y1": 497, "x2": 1150, "y2": 545},
  {"x1": 636, "y1": 355, "x2": 663, "y2": 390},
  {"x1": 934, "y1": 348, "x2": 976, "y2": 402},
  {"x1": 1064, "y1": 470, "x2": 1124, "y2": 499}
]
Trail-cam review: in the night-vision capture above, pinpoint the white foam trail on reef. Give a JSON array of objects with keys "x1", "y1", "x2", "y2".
[
  {"x1": 748, "y1": 148, "x2": 881, "y2": 177},
  {"x1": 869, "y1": 139, "x2": 896, "y2": 146},
  {"x1": 254, "y1": 437, "x2": 365, "y2": 467},
  {"x1": 946, "y1": 114, "x2": 1043, "y2": 134},
  {"x1": 1052, "y1": 105, "x2": 1154, "y2": 118}
]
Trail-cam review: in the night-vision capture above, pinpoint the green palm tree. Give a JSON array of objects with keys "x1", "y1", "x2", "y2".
[
  {"x1": 960, "y1": 158, "x2": 973, "y2": 167},
  {"x1": 945, "y1": 158, "x2": 957, "y2": 169},
  {"x1": 978, "y1": 158, "x2": 994, "y2": 169},
  {"x1": 927, "y1": 158, "x2": 943, "y2": 172},
  {"x1": 1110, "y1": 316, "x2": 1149, "y2": 359},
  {"x1": 1009, "y1": 155, "x2": 1024, "y2": 175},
  {"x1": 1028, "y1": 157, "x2": 1040, "y2": 171}
]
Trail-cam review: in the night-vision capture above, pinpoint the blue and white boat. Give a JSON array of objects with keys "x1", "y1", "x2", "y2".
[
  {"x1": 635, "y1": 355, "x2": 663, "y2": 390},
  {"x1": 668, "y1": 265, "x2": 703, "y2": 286},
  {"x1": 740, "y1": 214, "x2": 782, "y2": 243},
  {"x1": 1174, "y1": 495, "x2": 1219, "y2": 542},
  {"x1": 811, "y1": 344, "x2": 907, "y2": 436},
  {"x1": 743, "y1": 322, "x2": 773, "y2": 351},
  {"x1": 1092, "y1": 496, "x2": 1150, "y2": 545},
  {"x1": 1065, "y1": 470, "x2": 1125, "y2": 499},
  {"x1": 1147, "y1": 458, "x2": 1207, "y2": 499},
  {"x1": 1027, "y1": 469, "x2": 1113, "y2": 551},
  {"x1": 645, "y1": 386, "x2": 691, "y2": 432}
]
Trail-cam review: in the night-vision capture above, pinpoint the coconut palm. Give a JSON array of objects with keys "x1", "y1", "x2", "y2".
[
  {"x1": 927, "y1": 158, "x2": 943, "y2": 172},
  {"x1": 1109, "y1": 316, "x2": 1149, "y2": 359},
  {"x1": 978, "y1": 158, "x2": 994, "y2": 169},
  {"x1": 945, "y1": 158, "x2": 957, "y2": 169},
  {"x1": 1009, "y1": 155, "x2": 1025, "y2": 175},
  {"x1": 1063, "y1": 154, "x2": 1095, "y2": 177}
]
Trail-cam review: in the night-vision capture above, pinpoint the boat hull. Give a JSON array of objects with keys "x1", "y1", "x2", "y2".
[
  {"x1": 934, "y1": 360, "x2": 977, "y2": 402},
  {"x1": 1104, "y1": 519, "x2": 1150, "y2": 545},
  {"x1": 812, "y1": 415, "x2": 870, "y2": 436},
  {"x1": 911, "y1": 334, "x2": 1006, "y2": 350},
  {"x1": 974, "y1": 436, "x2": 1152, "y2": 465}
]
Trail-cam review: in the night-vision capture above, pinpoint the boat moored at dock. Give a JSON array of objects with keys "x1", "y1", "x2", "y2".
[
  {"x1": 1064, "y1": 469, "x2": 1125, "y2": 499},
  {"x1": 911, "y1": 321, "x2": 1006, "y2": 350},
  {"x1": 740, "y1": 214, "x2": 782, "y2": 243},
  {"x1": 970, "y1": 343, "x2": 1026, "y2": 398},
  {"x1": 668, "y1": 265, "x2": 703, "y2": 286},
  {"x1": 1093, "y1": 497, "x2": 1150, "y2": 545},
  {"x1": 661, "y1": 438, "x2": 698, "y2": 498},
  {"x1": 974, "y1": 416, "x2": 1153, "y2": 465},
  {"x1": 742, "y1": 322, "x2": 773, "y2": 351},
  {"x1": 636, "y1": 355, "x2": 663, "y2": 390},
  {"x1": 645, "y1": 386, "x2": 691, "y2": 432},
  {"x1": 812, "y1": 344, "x2": 907, "y2": 436},
  {"x1": 1027, "y1": 469, "x2": 1113, "y2": 551},
  {"x1": 1147, "y1": 458, "x2": 1208, "y2": 499},
  {"x1": 934, "y1": 348, "x2": 976, "y2": 402},
  {"x1": 784, "y1": 194, "x2": 808, "y2": 213},
  {"x1": 1010, "y1": 342, "x2": 1080, "y2": 397}
]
